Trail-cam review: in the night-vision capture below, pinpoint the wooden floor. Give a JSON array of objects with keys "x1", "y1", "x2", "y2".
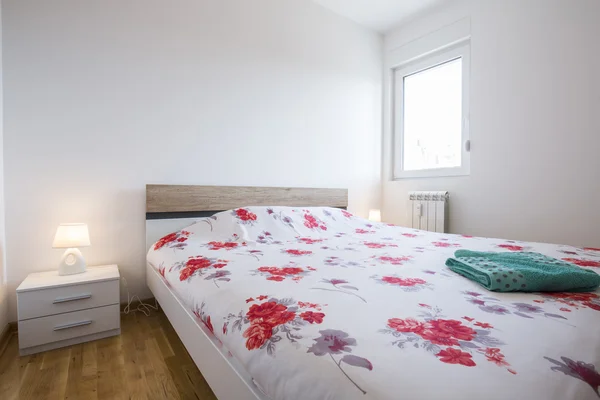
[{"x1": 0, "y1": 309, "x2": 217, "y2": 400}]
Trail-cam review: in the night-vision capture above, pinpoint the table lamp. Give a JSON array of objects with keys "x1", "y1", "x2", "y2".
[
  {"x1": 52, "y1": 223, "x2": 91, "y2": 275},
  {"x1": 368, "y1": 209, "x2": 381, "y2": 222}
]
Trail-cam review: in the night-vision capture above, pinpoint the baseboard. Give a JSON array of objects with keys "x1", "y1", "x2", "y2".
[{"x1": 0, "y1": 322, "x2": 17, "y2": 357}]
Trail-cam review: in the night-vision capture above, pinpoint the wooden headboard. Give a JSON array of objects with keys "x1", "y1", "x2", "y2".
[{"x1": 146, "y1": 185, "x2": 348, "y2": 219}]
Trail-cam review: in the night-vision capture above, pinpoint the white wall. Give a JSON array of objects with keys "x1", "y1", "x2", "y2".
[
  {"x1": 383, "y1": 0, "x2": 600, "y2": 247},
  {"x1": 3, "y1": 0, "x2": 383, "y2": 320},
  {"x1": 0, "y1": 3, "x2": 7, "y2": 334}
]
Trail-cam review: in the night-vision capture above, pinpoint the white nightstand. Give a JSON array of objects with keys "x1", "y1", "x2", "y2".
[{"x1": 16, "y1": 264, "x2": 121, "y2": 355}]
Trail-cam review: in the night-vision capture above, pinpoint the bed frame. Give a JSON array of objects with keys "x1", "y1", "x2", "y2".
[{"x1": 145, "y1": 184, "x2": 348, "y2": 400}]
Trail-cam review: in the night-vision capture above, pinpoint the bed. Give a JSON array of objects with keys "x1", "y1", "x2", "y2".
[{"x1": 145, "y1": 185, "x2": 600, "y2": 400}]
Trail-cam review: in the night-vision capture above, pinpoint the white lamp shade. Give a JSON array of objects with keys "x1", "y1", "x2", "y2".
[
  {"x1": 52, "y1": 223, "x2": 91, "y2": 248},
  {"x1": 368, "y1": 209, "x2": 382, "y2": 222}
]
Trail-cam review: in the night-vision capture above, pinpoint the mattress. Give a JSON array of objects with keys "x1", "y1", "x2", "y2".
[{"x1": 147, "y1": 206, "x2": 600, "y2": 400}]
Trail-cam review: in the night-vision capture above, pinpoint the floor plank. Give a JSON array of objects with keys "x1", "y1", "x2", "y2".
[{"x1": 0, "y1": 310, "x2": 217, "y2": 400}]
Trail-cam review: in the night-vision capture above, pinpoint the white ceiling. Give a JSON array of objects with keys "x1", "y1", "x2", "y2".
[{"x1": 313, "y1": 0, "x2": 447, "y2": 33}]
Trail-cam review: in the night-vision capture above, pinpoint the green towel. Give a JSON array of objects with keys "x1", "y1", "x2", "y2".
[{"x1": 445, "y1": 250, "x2": 600, "y2": 292}]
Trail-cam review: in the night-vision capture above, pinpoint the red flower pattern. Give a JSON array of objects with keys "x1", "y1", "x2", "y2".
[
  {"x1": 154, "y1": 230, "x2": 190, "y2": 250},
  {"x1": 247, "y1": 302, "x2": 287, "y2": 322},
  {"x1": 426, "y1": 319, "x2": 476, "y2": 341},
  {"x1": 235, "y1": 208, "x2": 257, "y2": 222},
  {"x1": 542, "y1": 292, "x2": 600, "y2": 312},
  {"x1": 562, "y1": 258, "x2": 600, "y2": 268},
  {"x1": 364, "y1": 242, "x2": 398, "y2": 249},
  {"x1": 268, "y1": 310, "x2": 296, "y2": 326},
  {"x1": 474, "y1": 322, "x2": 493, "y2": 329},
  {"x1": 297, "y1": 237, "x2": 324, "y2": 244},
  {"x1": 545, "y1": 292, "x2": 598, "y2": 302},
  {"x1": 436, "y1": 348, "x2": 476, "y2": 367},
  {"x1": 484, "y1": 348, "x2": 509, "y2": 366},
  {"x1": 300, "y1": 311, "x2": 325, "y2": 324},
  {"x1": 280, "y1": 267, "x2": 304, "y2": 275},
  {"x1": 258, "y1": 266, "x2": 304, "y2": 276},
  {"x1": 420, "y1": 331, "x2": 460, "y2": 346},
  {"x1": 285, "y1": 249, "x2": 313, "y2": 256},
  {"x1": 583, "y1": 302, "x2": 600, "y2": 311},
  {"x1": 498, "y1": 244, "x2": 524, "y2": 251},
  {"x1": 356, "y1": 229, "x2": 374, "y2": 234},
  {"x1": 432, "y1": 242, "x2": 460, "y2": 248},
  {"x1": 241, "y1": 299, "x2": 319, "y2": 351},
  {"x1": 179, "y1": 257, "x2": 213, "y2": 281},
  {"x1": 378, "y1": 256, "x2": 412, "y2": 265},
  {"x1": 174, "y1": 255, "x2": 230, "y2": 282},
  {"x1": 304, "y1": 214, "x2": 327, "y2": 231},
  {"x1": 155, "y1": 233, "x2": 177, "y2": 250},
  {"x1": 387, "y1": 318, "x2": 426, "y2": 334},
  {"x1": 207, "y1": 241, "x2": 239, "y2": 250},
  {"x1": 243, "y1": 323, "x2": 273, "y2": 350},
  {"x1": 256, "y1": 265, "x2": 308, "y2": 282},
  {"x1": 381, "y1": 276, "x2": 426, "y2": 287},
  {"x1": 298, "y1": 301, "x2": 322, "y2": 310},
  {"x1": 186, "y1": 257, "x2": 212, "y2": 269},
  {"x1": 304, "y1": 214, "x2": 319, "y2": 229},
  {"x1": 385, "y1": 309, "x2": 513, "y2": 371},
  {"x1": 204, "y1": 316, "x2": 214, "y2": 334}
]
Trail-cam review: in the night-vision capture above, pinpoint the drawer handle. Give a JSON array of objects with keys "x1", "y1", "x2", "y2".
[
  {"x1": 54, "y1": 320, "x2": 92, "y2": 331},
  {"x1": 53, "y1": 293, "x2": 92, "y2": 304}
]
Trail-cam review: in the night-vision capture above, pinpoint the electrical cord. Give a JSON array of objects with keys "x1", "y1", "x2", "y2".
[
  {"x1": 120, "y1": 276, "x2": 159, "y2": 316},
  {"x1": 122, "y1": 291, "x2": 159, "y2": 316}
]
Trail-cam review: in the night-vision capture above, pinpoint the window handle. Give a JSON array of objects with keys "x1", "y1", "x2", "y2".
[
  {"x1": 54, "y1": 320, "x2": 92, "y2": 331},
  {"x1": 465, "y1": 140, "x2": 471, "y2": 152},
  {"x1": 53, "y1": 293, "x2": 92, "y2": 304}
]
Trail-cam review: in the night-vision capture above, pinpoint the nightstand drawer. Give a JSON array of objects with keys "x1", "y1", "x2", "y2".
[
  {"x1": 18, "y1": 279, "x2": 119, "y2": 320},
  {"x1": 18, "y1": 304, "x2": 120, "y2": 349}
]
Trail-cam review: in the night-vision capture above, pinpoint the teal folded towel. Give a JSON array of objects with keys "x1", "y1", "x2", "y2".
[{"x1": 445, "y1": 250, "x2": 600, "y2": 292}]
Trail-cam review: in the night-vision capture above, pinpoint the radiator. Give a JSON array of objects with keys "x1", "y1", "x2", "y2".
[{"x1": 408, "y1": 191, "x2": 449, "y2": 233}]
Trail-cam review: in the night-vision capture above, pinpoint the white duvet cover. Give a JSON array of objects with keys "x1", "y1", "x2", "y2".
[{"x1": 147, "y1": 207, "x2": 600, "y2": 400}]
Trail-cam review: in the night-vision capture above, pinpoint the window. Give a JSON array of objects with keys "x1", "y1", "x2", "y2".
[{"x1": 393, "y1": 43, "x2": 470, "y2": 179}]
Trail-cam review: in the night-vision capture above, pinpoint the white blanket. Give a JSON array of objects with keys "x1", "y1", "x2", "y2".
[{"x1": 147, "y1": 206, "x2": 600, "y2": 400}]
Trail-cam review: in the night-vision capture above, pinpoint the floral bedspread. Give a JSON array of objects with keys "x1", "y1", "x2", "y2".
[{"x1": 147, "y1": 207, "x2": 600, "y2": 400}]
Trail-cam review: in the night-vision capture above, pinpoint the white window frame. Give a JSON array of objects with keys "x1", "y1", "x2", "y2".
[{"x1": 393, "y1": 42, "x2": 470, "y2": 179}]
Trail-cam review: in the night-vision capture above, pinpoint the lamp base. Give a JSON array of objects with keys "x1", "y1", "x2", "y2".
[{"x1": 58, "y1": 248, "x2": 86, "y2": 276}]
